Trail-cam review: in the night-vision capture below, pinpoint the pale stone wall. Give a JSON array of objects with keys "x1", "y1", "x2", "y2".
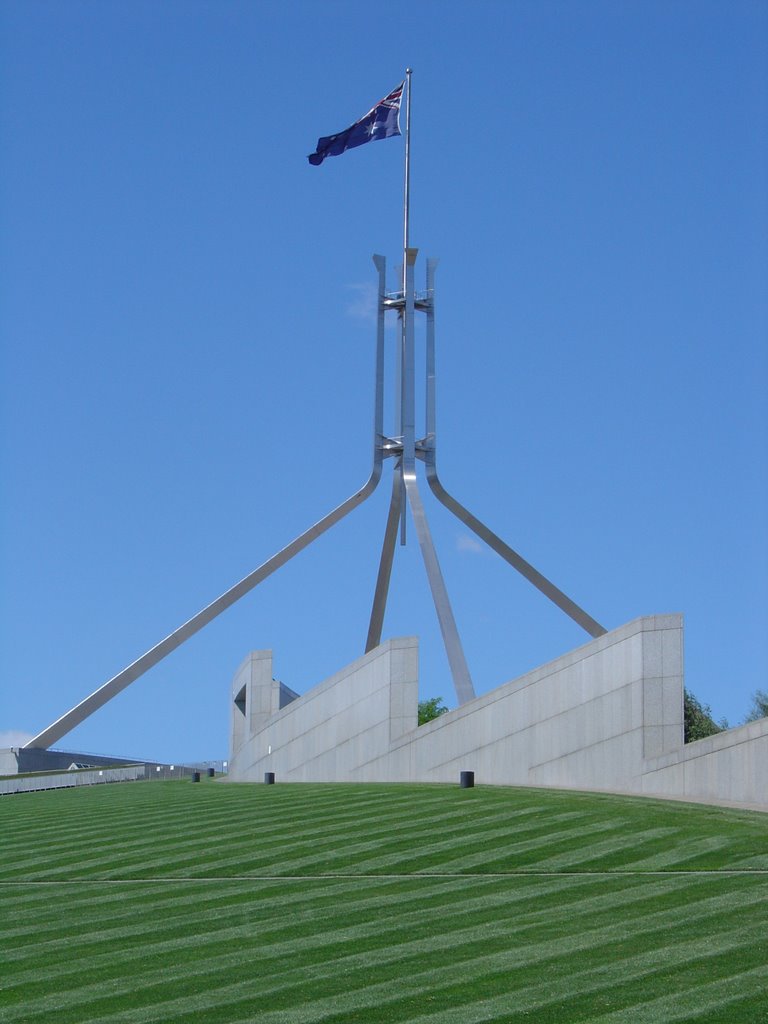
[
  {"x1": 228, "y1": 637, "x2": 418, "y2": 782},
  {"x1": 356, "y1": 615, "x2": 683, "y2": 788},
  {"x1": 227, "y1": 615, "x2": 767, "y2": 810},
  {"x1": 641, "y1": 718, "x2": 768, "y2": 806}
]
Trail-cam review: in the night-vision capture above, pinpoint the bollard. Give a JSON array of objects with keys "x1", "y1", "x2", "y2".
[
  {"x1": 207, "y1": 767, "x2": 215, "y2": 778},
  {"x1": 460, "y1": 771, "x2": 475, "y2": 789},
  {"x1": 192, "y1": 771, "x2": 201, "y2": 783},
  {"x1": 264, "y1": 772, "x2": 275, "y2": 785}
]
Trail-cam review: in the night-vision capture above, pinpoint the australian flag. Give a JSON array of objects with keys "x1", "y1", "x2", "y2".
[{"x1": 308, "y1": 82, "x2": 404, "y2": 166}]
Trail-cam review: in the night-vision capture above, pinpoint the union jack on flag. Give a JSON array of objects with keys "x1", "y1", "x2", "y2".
[{"x1": 308, "y1": 82, "x2": 404, "y2": 166}]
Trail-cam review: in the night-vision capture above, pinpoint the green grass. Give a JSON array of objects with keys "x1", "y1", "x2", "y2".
[{"x1": 1, "y1": 781, "x2": 766, "y2": 1023}]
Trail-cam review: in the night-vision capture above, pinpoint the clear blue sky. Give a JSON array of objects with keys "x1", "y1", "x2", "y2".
[{"x1": 1, "y1": 0, "x2": 766, "y2": 763}]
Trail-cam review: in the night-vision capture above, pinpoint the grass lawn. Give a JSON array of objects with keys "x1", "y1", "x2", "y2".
[{"x1": 1, "y1": 780, "x2": 766, "y2": 1022}]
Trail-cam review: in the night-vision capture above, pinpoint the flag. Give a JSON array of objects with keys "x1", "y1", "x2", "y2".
[{"x1": 308, "y1": 82, "x2": 403, "y2": 166}]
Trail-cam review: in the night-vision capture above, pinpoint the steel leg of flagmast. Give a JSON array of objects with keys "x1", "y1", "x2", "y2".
[
  {"x1": 366, "y1": 456, "x2": 476, "y2": 705},
  {"x1": 421, "y1": 258, "x2": 606, "y2": 641},
  {"x1": 402, "y1": 247, "x2": 475, "y2": 705},
  {"x1": 424, "y1": 465, "x2": 606, "y2": 638},
  {"x1": 24, "y1": 260, "x2": 391, "y2": 752},
  {"x1": 24, "y1": 471, "x2": 383, "y2": 751},
  {"x1": 366, "y1": 252, "x2": 403, "y2": 652},
  {"x1": 404, "y1": 466, "x2": 476, "y2": 704},
  {"x1": 395, "y1": 308, "x2": 407, "y2": 548},
  {"x1": 366, "y1": 460, "x2": 403, "y2": 653}
]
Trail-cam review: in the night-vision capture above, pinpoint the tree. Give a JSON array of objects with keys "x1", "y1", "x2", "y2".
[
  {"x1": 684, "y1": 689, "x2": 727, "y2": 743},
  {"x1": 418, "y1": 697, "x2": 449, "y2": 726},
  {"x1": 744, "y1": 689, "x2": 768, "y2": 723}
]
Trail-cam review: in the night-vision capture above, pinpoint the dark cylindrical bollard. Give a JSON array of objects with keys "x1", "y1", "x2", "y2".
[
  {"x1": 192, "y1": 771, "x2": 201, "y2": 783},
  {"x1": 264, "y1": 772, "x2": 275, "y2": 785},
  {"x1": 207, "y1": 767, "x2": 215, "y2": 778},
  {"x1": 460, "y1": 771, "x2": 475, "y2": 789}
]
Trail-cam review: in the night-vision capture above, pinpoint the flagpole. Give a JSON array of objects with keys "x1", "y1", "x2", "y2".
[
  {"x1": 402, "y1": 67, "x2": 412, "y2": 290},
  {"x1": 398, "y1": 68, "x2": 413, "y2": 544}
]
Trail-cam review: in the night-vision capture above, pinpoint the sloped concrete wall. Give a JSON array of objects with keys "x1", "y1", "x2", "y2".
[
  {"x1": 228, "y1": 637, "x2": 418, "y2": 782},
  {"x1": 641, "y1": 718, "x2": 768, "y2": 806},
  {"x1": 357, "y1": 615, "x2": 683, "y2": 788},
  {"x1": 227, "y1": 615, "x2": 766, "y2": 809}
]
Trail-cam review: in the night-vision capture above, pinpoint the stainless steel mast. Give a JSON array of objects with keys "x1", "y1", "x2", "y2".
[{"x1": 25, "y1": 69, "x2": 605, "y2": 751}]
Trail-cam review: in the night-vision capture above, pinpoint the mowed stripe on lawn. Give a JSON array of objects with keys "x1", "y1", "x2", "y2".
[
  {"x1": 3, "y1": 783, "x2": 766, "y2": 879},
  {"x1": 1, "y1": 781, "x2": 766, "y2": 1023}
]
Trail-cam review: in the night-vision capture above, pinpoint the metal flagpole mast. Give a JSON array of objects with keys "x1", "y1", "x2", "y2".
[
  {"x1": 395, "y1": 67, "x2": 477, "y2": 701},
  {"x1": 27, "y1": 71, "x2": 607, "y2": 751},
  {"x1": 398, "y1": 68, "x2": 413, "y2": 545},
  {"x1": 403, "y1": 68, "x2": 412, "y2": 281}
]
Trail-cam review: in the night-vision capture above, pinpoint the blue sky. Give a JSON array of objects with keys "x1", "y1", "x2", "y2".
[{"x1": 1, "y1": 0, "x2": 766, "y2": 763}]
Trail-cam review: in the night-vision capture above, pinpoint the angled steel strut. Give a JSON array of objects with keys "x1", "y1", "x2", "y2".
[
  {"x1": 25, "y1": 250, "x2": 605, "y2": 751},
  {"x1": 24, "y1": 257, "x2": 388, "y2": 751}
]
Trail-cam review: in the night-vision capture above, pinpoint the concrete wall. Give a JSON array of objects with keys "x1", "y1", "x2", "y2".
[
  {"x1": 642, "y1": 718, "x2": 768, "y2": 806},
  {"x1": 0, "y1": 748, "x2": 19, "y2": 776},
  {"x1": 228, "y1": 615, "x2": 767, "y2": 810},
  {"x1": 229, "y1": 637, "x2": 418, "y2": 782}
]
